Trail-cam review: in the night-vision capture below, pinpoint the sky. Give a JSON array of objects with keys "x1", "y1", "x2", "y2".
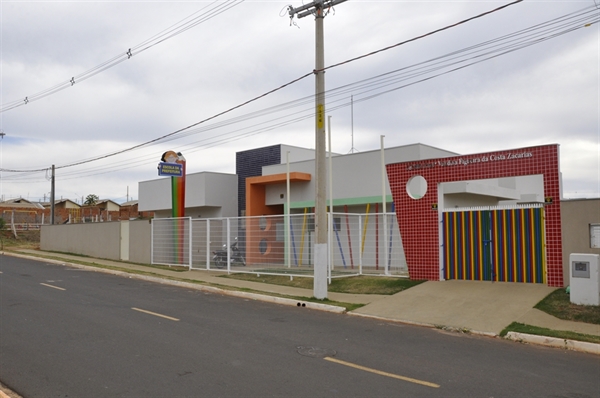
[{"x1": 1, "y1": 0, "x2": 598, "y2": 204}]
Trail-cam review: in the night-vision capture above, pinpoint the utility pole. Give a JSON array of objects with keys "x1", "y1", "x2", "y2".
[
  {"x1": 50, "y1": 165, "x2": 55, "y2": 225},
  {"x1": 0, "y1": 130, "x2": 5, "y2": 202},
  {"x1": 288, "y1": 0, "x2": 347, "y2": 299}
]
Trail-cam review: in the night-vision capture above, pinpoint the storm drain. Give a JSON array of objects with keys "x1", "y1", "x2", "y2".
[{"x1": 297, "y1": 346, "x2": 336, "y2": 358}]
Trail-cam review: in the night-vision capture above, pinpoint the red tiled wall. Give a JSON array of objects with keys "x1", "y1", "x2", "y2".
[{"x1": 386, "y1": 144, "x2": 563, "y2": 286}]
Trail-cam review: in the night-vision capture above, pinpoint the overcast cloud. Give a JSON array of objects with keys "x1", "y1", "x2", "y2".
[{"x1": 1, "y1": 0, "x2": 598, "y2": 204}]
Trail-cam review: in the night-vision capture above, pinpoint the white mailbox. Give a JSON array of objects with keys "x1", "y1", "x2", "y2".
[{"x1": 570, "y1": 253, "x2": 600, "y2": 306}]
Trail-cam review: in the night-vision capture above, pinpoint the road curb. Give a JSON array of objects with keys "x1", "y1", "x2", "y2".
[
  {"x1": 5, "y1": 251, "x2": 599, "y2": 351},
  {"x1": 347, "y1": 312, "x2": 498, "y2": 338},
  {"x1": 505, "y1": 332, "x2": 600, "y2": 355},
  {"x1": 4, "y1": 251, "x2": 347, "y2": 314},
  {"x1": 131, "y1": 273, "x2": 347, "y2": 313}
]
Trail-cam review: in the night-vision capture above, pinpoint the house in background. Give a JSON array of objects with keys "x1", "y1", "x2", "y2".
[
  {"x1": 95, "y1": 199, "x2": 121, "y2": 212},
  {"x1": 1, "y1": 198, "x2": 44, "y2": 210},
  {"x1": 40, "y1": 199, "x2": 81, "y2": 210}
]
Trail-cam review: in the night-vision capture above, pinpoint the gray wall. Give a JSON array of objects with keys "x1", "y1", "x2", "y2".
[
  {"x1": 40, "y1": 220, "x2": 152, "y2": 264},
  {"x1": 129, "y1": 220, "x2": 152, "y2": 264},
  {"x1": 138, "y1": 172, "x2": 238, "y2": 218},
  {"x1": 41, "y1": 222, "x2": 121, "y2": 260},
  {"x1": 561, "y1": 198, "x2": 600, "y2": 286},
  {"x1": 264, "y1": 143, "x2": 457, "y2": 207}
]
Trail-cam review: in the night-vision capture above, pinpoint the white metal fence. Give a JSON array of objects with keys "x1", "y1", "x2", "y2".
[
  {"x1": 151, "y1": 218, "x2": 191, "y2": 267},
  {"x1": 151, "y1": 213, "x2": 407, "y2": 278}
]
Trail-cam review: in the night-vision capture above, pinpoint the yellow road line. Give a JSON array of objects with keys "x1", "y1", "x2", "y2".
[
  {"x1": 131, "y1": 307, "x2": 179, "y2": 321},
  {"x1": 40, "y1": 283, "x2": 66, "y2": 291},
  {"x1": 324, "y1": 357, "x2": 440, "y2": 389}
]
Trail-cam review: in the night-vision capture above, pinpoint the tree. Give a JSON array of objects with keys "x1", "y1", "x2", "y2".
[{"x1": 84, "y1": 194, "x2": 99, "y2": 206}]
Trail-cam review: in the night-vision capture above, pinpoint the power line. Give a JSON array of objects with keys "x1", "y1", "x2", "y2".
[
  {"x1": 0, "y1": 0, "x2": 244, "y2": 113},
  {"x1": 2, "y1": 4, "x2": 597, "y2": 181},
  {"x1": 0, "y1": 0, "x2": 529, "y2": 174}
]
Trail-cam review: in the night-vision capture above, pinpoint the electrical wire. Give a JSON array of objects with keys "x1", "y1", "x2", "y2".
[
  {"x1": 0, "y1": 0, "x2": 244, "y2": 113},
  {"x1": 2, "y1": 4, "x2": 597, "y2": 185},
  {"x1": 0, "y1": 0, "x2": 528, "y2": 174}
]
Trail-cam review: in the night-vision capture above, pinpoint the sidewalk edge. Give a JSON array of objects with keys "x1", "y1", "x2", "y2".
[
  {"x1": 505, "y1": 331, "x2": 600, "y2": 355},
  {"x1": 347, "y1": 312, "x2": 498, "y2": 338}
]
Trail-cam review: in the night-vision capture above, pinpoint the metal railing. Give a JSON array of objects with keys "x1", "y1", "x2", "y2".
[{"x1": 151, "y1": 213, "x2": 408, "y2": 278}]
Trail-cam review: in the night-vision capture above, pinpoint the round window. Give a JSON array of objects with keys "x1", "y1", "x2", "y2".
[{"x1": 406, "y1": 175, "x2": 428, "y2": 200}]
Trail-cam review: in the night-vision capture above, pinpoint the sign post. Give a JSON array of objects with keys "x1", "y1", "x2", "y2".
[
  {"x1": 158, "y1": 151, "x2": 187, "y2": 265},
  {"x1": 158, "y1": 151, "x2": 186, "y2": 218}
]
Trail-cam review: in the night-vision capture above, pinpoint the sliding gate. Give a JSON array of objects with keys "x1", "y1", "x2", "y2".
[{"x1": 442, "y1": 205, "x2": 546, "y2": 283}]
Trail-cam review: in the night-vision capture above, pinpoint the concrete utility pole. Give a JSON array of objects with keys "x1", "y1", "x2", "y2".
[
  {"x1": 288, "y1": 0, "x2": 347, "y2": 299},
  {"x1": 0, "y1": 130, "x2": 5, "y2": 202},
  {"x1": 50, "y1": 165, "x2": 55, "y2": 225}
]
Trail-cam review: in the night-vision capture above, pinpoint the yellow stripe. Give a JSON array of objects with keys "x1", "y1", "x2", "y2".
[
  {"x1": 361, "y1": 203, "x2": 370, "y2": 255},
  {"x1": 40, "y1": 283, "x2": 65, "y2": 291},
  {"x1": 469, "y1": 213, "x2": 475, "y2": 280},
  {"x1": 324, "y1": 357, "x2": 440, "y2": 388},
  {"x1": 132, "y1": 307, "x2": 179, "y2": 321}
]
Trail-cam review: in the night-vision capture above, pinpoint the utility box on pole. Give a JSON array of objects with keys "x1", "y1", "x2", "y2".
[{"x1": 569, "y1": 253, "x2": 600, "y2": 306}]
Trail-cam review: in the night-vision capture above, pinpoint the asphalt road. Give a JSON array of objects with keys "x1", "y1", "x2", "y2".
[{"x1": 1, "y1": 255, "x2": 598, "y2": 397}]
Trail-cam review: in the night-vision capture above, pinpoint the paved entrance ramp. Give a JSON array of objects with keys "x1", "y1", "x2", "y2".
[{"x1": 351, "y1": 280, "x2": 556, "y2": 335}]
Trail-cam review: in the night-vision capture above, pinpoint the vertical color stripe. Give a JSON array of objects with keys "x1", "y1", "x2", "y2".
[{"x1": 443, "y1": 208, "x2": 546, "y2": 283}]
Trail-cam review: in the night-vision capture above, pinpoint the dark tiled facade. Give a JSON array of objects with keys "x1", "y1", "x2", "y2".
[{"x1": 235, "y1": 145, "x2": 281, "y2": 216}]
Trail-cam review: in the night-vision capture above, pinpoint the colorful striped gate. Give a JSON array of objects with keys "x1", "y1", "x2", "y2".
[{"x1": 442, "y1": 206, "x2": 546, "y2": 283}]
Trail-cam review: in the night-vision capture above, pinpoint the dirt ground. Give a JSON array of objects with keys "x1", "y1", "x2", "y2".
[{"x1": 0, "y1": 229, "x2": 40, "y2": 250}]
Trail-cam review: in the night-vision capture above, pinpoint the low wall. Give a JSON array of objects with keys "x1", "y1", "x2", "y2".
[
  {"x1": 561, "y1": 198, "x2": 600, "y2": 286},
  {"x1": 40, "y1": 220, "x2": 151, "y2": 263}
]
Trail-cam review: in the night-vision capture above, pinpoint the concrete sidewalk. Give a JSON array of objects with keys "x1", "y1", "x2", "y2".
[{"x1": 7, "y1": 249, "x2": 600, "y2": 342}]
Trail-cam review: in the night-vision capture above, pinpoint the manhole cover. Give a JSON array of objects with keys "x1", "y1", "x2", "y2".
[{"x1": 297, "y1": 346, "x2": 336, "y2": 358}]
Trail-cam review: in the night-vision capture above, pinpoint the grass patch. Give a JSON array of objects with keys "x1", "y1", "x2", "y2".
[
  {"x1": 535, "y1": 288, "x2": 600, "y2": 325},
  {"x1": 0, "y1": 230, "x2": 40, "y2": 250},
  {"x1": 500, "y1": 322, "x2": 600, "y2": 345},
  {"x1": 221, "y1": 274, "x2": 425, "y2": 295}
]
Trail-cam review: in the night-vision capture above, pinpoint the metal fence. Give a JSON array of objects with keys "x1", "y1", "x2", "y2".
[{"x1": 151, "y1": 213, "x2": 408, "y2": 278}]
